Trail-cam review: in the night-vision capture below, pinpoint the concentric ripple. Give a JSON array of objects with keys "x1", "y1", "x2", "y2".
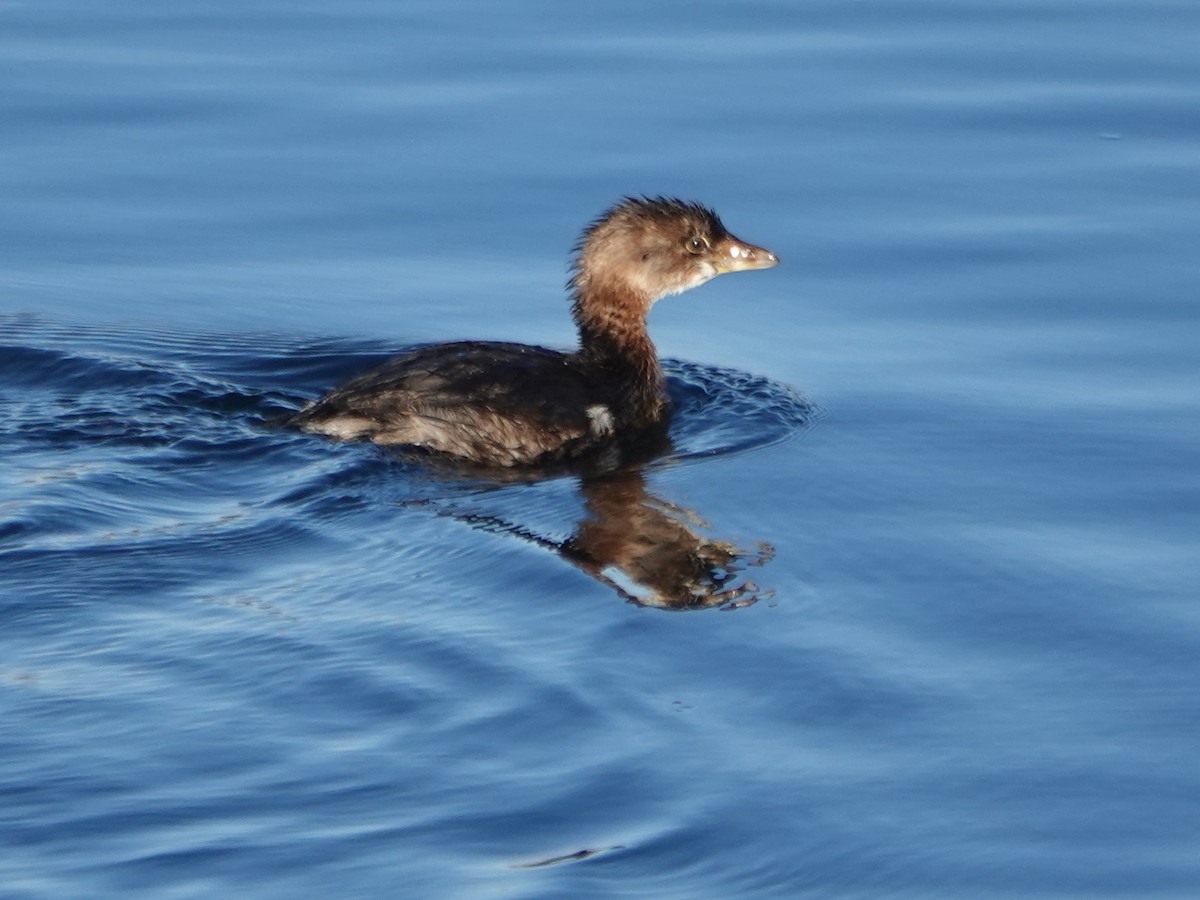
[{"x1": 664, "y1": 358, "x2": 816, "y2": 463}]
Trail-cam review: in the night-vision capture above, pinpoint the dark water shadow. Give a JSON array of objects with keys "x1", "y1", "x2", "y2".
[{"x1": 511, "y1": 844, "x2": 625, "y2": 868}]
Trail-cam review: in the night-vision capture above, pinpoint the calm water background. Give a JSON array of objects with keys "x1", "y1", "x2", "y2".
[{"x1": 3, "y1": 1, "x2": 1199, "y2": 897}]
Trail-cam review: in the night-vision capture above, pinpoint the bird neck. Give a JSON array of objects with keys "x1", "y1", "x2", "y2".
[{"x1": 572, "y1": 281, "x2": 666, "y2": 426}]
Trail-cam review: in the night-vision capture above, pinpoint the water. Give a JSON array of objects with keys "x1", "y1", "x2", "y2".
[{"x1": 3, "y1": 1, "x2": 1199, "y2": 897}]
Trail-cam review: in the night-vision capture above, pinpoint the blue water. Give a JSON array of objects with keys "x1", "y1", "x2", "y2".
[{"x1": 3, "y1": 1, "x2": 1199, "y2": 897}]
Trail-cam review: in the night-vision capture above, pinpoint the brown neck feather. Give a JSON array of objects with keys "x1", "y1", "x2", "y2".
[{"x1": 572, "y1": 280, "x2": 666, "y2": 426}]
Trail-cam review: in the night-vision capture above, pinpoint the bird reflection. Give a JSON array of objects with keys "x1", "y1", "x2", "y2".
[
  {"x1": 436, "y1": 466, "x2": 774, "y2": 611},
  {"x1": 564, "y1": 469, "x2": 773, "y2": 609}
]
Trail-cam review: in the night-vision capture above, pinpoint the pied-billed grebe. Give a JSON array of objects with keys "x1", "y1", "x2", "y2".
[{"x1": 290, "y1": 196, "x2": 778, "y2": 467}]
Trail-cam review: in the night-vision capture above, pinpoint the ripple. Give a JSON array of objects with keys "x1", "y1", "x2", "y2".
[{"x1": 664, "y1": 358, "x2": 816, "y2": 463}]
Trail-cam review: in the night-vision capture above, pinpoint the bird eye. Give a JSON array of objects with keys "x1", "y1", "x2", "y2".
[{"x1": 686, "y1": 236, "x2": 707, "y2": 254}]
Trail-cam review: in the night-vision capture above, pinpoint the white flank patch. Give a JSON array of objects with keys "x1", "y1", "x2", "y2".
[{"x1": 586, "y1": 404, "x2": 615, "y2": 437}]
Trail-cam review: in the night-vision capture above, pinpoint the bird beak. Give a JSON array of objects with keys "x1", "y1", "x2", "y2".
[{"x1": 713, "y1": 234, "x2": 779, "y2": 273}]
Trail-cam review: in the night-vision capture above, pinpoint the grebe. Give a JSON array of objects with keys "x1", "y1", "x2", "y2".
[{"x1": 290, "y1": 197, "x2": 778, "y2": 468}]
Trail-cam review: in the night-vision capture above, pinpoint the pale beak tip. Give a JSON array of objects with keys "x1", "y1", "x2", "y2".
[{"x1": 722, "y1": 235, "x2": 780, "y2": 272}]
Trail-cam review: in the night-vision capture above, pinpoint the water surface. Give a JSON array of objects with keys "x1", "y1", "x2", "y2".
[{"x1": 3, "y1": 1, "x2": 1199, "y2": 897}]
